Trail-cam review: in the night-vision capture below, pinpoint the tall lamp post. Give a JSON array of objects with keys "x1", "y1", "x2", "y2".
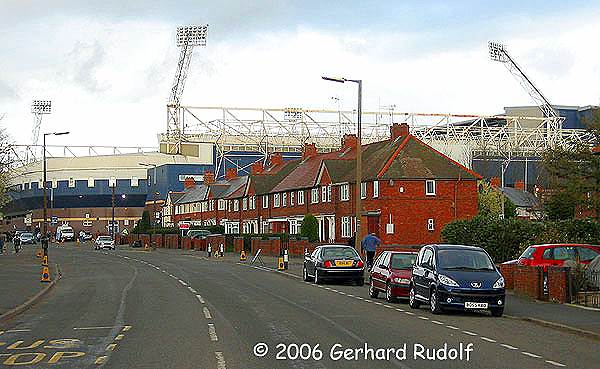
[
  {"x1": 321, "y1": 76, "x2": 363, "y2": 250},
  {"x1": 139, "y1": 163, "x2": 158, "y2": 234},
  {"x1": 42, "y1": 131, "x2": 70, "y2": 258}
]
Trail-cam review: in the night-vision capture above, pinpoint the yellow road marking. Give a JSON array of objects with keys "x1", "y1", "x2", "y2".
[
  {"x1": 95, "y1": 356, "x2": 107, "y2": 364},
  {"x1": 122, "y1": 325, "x2": 132, "y2": 332},
  {"x1": 47, "y1": 351, "x2": 85, "y2": 364},
  {"x1": 106, "y1": 343, "x2": 117, "y2": 351},
  {"x1": 115, "y1": 334, "x2": 124, "y2": 341}
]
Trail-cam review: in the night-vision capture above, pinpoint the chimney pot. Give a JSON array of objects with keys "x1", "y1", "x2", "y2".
[
  {"x1": 183, "y1": 177, "x2": 196, "y2": 189},
  {"x1": 225, "y1": 167, "x2": 238, "y2": 180},
  {"x1": 514, "y1": 180, "x2": 525, "y2": 191},
  {"x1": 302, "y1": 143, "x2": 318, "y2": 160},
  {"x1": 203, "y1": 170, "x2": 215, "y2": 184},
  {"x1": 269, "y1": 152, "x2": 284, "y2": 167},
  {"x1": 490, "y1": 177, "x2": 501, "y2": 188},
  {"x1": 390, "y1": 123, "x2": 410, "y2": 140},
  {"x1": 341, "y1": 134, "x2": 358, "y2": 150},
  {"x1": 251, "y1": 161, "x2": 265, "y2": 175}
]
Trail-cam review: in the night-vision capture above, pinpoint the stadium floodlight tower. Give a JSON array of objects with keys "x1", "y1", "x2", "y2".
[
  {"x1": 31, "y1": 100, "x2": 52, "y2": 146},
  {"x1": 488, "y1": 41, "x2": 563, "y2": 138},
  {"x1": 167, "y1": 24, "x2": 208, "y2": 154}
]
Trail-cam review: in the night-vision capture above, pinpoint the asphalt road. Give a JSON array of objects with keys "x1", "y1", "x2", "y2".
[{"x1": 1, "y1": 244, "x2": 598, "y2": 369}]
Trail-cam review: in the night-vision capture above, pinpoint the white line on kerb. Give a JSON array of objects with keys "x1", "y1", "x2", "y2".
[
  {"x1": 500, "y1": 344, "x2": 518, "y2": 350},
  {"x1": 480, "y1": 337, "x2": 496, "y2": 343},
  {"x1": 545, "y1": 360, "x2": 566, "y2": 367},
  {"x1": 196, "y1": 295, "x2": 205, "y2": 303},
  {"x1": 203, "y1": 307, "x2": 212, "y2": 319},
  {"x1": 522, "y1": 352, "x2": 542, "y2": 358},
  {"x1": 215, "y1": 351, "x2": 227, "y2": 369},
  {"x1": 208, "y1": 324, "x2": 218, "y2": 341}
]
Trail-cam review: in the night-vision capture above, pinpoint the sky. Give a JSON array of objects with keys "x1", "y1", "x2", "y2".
[{"x1": 1, "y1": 0, "x2": 600, "y2": 149}]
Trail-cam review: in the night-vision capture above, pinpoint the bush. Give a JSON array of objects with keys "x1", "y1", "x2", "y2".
[
  {"x1": 191, "y1": 225, "x2": 225, "y2": 234},
  {"x1": 132, "y1": 211, "x2": 151, "y2": 234},
  {"x1": 441, "y1": 216, "x2": 600, "y2": 263},
  {"x1": 300, "y1": 214, "x2": 319, "y2": 242}
]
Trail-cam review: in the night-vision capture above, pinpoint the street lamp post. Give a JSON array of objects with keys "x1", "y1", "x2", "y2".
[
  {"x1": 322, "y1": 76, "x2": 363, "y2": 250},
  {"x1": 139, "y1": 163, "x2": 158, "y2": 241},
  {"x1": 42, "y1": 131, "x2": 70, "y2": 258}
]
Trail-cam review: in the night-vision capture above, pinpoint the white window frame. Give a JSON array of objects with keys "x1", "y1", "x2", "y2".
[
  {"x1": 341, "y1": 216, "x2": 353, "y2": 238},
  {"x1": 427, "y1": 218, "x2": 435, "y2": 231},
  {"x1": 243, "y1": 197, "x2": 248, "y2": 210},
  {"x1": 83, "y1": 220, "x2": 92, "y2": 227},
  {"x1": 68, "y1": 178, "x2": 75, "y2": 188},
  {"x1": 327, "y1": 185, "x2": 332, "y2": 202},
  {"x1": 52, "y1": 179, "x2": 58, "y2": 189},
  {"x1": 373, "y1": 180, "x2": 379, "y2": 198},
  {"x1": 88, "y1": 177, "x2": 95, "y2": 188},
  {"x1": 321, "y1": 186, "x2": 327, "y2": 201},
  {"x1": 297, "y1": 190, "x2": 305, "y2": 205},
  {"x1": 250, "y1": 196, "x2": 255, "y2": 210},
  {"x1": 290, "y1": 192, "x2": 295, "y2": 206},
  {"x1": 282, "y1": 192, "x2": 287, "y2": 207},
  {"x1": 426, "y1": 180, "x2": 436, "y2": 196},
  {"x1": 209, "y1": 199, "x2": 215, "y2": 211},
  {"x1": 218, "y1": 199, "x2": 226, "y2": 211},
  {"x1": 274, "y1": 193, "x2": 280, "y2": 208},
  {"x1": 340, "y1": 183, "x2": 349, "y2": 201},
  {"x1": 311, "y1": 188, "x2": 319, "y2": 203},
  {"x1": 131, "y1": 176, "x2": 139, "y2": 187},
  {"x1": 360, "y1": 182, "x2": 367, "y2": 199},
  {"x1": 124, "y1": 219, "x2": 130, "y2": 226},
  {"x1": 234, "y1": 199, "x2": 239, "y2": 211},
  {"x1": 262, "y1": 195, "x2": 269, "y2": 209}
]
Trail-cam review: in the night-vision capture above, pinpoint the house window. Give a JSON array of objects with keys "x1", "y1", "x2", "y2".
[
  {"x1": 262, "y1": 195, "x2": 269, "y2": 209},
  {"x1": 427, "y1": 218, "x2": 435, "y2": 231},
  {"x1": 274, "y1": 193, "x2": 281, "y2": 208},
  {"x1": 289, "y1": 219, "x2": 300, "y2": 235},
  {"x1": 311, "y1": 188, "x2": 319, "y2": 203},
  {"x1": 290, "y1": 192, "x2": 295, "y2": 206},
  {"x1": 83, "y1": 220, "x2": 92, "y2": 227},
  {"x1": 321, "y1": 186, "x2": 327, "y2": 201},
  {"x1": 327, "y1": 185, "x2": 331, "y2": 202},
  {"x1": 68, "y1": 178, "x2": 75, "y2": 188},
  {"x1": 250, "y1": 196, "x2": 256, "y2": 210},
  {"x1": 262, "y1": 221, "x2": 270, "y2": 234},
  {"x1": 209, "y1": 200, "x2": 215, "y2": 211},
  {"x1": 373, "y1": 180, "x2": 379, "y2": 198},
  {"x1": 227, "y1": 200, "x2": 231, "y2": 212},
  {"x1": 124, "y1": 219, "x2": 130, "y2": 226},
  {"x1": 426, "y1": 180, "x2": 436, "y2": 196},
  {"x1": 88, "y1": 177, "x2": 95, "y2": 188},
  {"x1": 243, "y1": 197, "x2": 248, "y2": 210},
  {"x1": 131, "y1": 176, "x2": 139, "y2": 187},
  {"x1": 361, "y1": 182, "x2": 367, "y2": 199},
  {"x1": 234, "y1": 199, "x2": 239, "y2": 211},
  {"x1": 340, "y1": 184, "x2": 349, "y2": 201},
  {"x1": 218, "y1": 199, "x2": 226, "y2": 211},
  {"x1": 52, "y1": 179, "x2": 58, "y2": 189},
  {"x1": 341, "y1": 216, "x2": 353, "y2": 237},
  {"x1": 282, "y1": 193, "x2": 287, "y2": 207},
  {"x1": 109, "y1": 177, "x2": 116, "y2": 188},
  {"x1": 297, "y1": 190, "x2": 305, "y2": 205}
]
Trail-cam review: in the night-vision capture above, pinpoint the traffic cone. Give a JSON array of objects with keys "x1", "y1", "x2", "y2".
[
  {"x1": 240, "y1": 250, "x2": 247, "y2": 261},
  {"x1": 76, "y1": 238, "x2": 80, "y2": 246},
  {"x1": 36, "y1": 250, "x2": 42, "y2": 258},
  {"x1": 144, "y1": 243, "x2": 149, "y2": 251},
  {"x1": 277, "y1": 257, "x2": 285, "y2": 271},
  {"x1": 41, "y1": 266, "x2": 51, "y2": 282},
  {"x1": 42, "y1": 255, "x2": 48, "y2": 266}
]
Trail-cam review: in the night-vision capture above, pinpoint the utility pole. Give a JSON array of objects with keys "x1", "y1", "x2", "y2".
[{"x1": 111, "y1": 185, "x2": 116, "y2": 240}]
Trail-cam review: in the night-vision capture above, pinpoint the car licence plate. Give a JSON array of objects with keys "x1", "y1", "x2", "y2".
[
  {"x1": 335, "y1": 260, "x2": 353, "y2": 267},
  {"x1": 465, "y1": 302, "x2": 488, "y2": 309}
]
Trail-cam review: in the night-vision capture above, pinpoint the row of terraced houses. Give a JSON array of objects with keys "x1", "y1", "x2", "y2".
[{"x1": 165, "y1": 123, "x2": 482, "y2": 245}]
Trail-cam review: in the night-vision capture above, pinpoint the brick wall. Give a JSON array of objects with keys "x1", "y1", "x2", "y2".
[
  {"x1": 233, "y1": 237, "x2": 244, "y2": 253},
  {"x1": 498, "y1": 263, "x2": 516, "y2": 290},
  {"x1": 513, "y1": 265, "x2": 543, "y2": 299},
  {"x1": 548, "y1": 267, "x2": 570, "y2": 303}
]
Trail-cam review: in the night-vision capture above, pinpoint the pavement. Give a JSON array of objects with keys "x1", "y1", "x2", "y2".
[{"x1": 0, "y1": 243, "x2": 598, "y2": 368}]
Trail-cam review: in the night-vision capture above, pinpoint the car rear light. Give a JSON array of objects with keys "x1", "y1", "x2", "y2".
[
  {"x1": 324, "y1": 260, "x2": 332, "y2": 268},
  {"x1": 356, "y1": 260, "x2": 364, "y2": 268}
]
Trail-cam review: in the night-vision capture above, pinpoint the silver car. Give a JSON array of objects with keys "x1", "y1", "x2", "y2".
[{"x1": 95, "y1": 236, "x2": 115, "y2": 250}]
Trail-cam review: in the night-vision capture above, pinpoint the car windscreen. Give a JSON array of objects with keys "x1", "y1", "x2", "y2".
[
  {"x1": 21, "y1": 233, "x2": 33, "y2": 238},
  {"x1": 438, "y1": 249, "x2": 495, "y2": 271},
  {"x1": 390, "y1": 253, "x2": 416, "y2": 269},
  {"x1": 519, "y1": 246, "x2": 536, "y2": 259},
  {"x1": 98, "y1": 237, "x2": 112, "y2": 241},
  {"x1": 321, "y1": 247, "x2": 358, "y2": 260}
]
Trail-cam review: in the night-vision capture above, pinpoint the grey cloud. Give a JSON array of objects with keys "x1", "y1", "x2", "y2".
[
  {"x1": 67, "y1": 40, "x2": 107, "y2": 93},
  {"x1": 0, "y1": 79, "x2": 18, "y2": 101}
]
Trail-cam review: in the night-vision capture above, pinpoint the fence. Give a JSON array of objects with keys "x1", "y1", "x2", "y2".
[{"x1": 569, "y1": 269, "x2": 600, "y2": 308}]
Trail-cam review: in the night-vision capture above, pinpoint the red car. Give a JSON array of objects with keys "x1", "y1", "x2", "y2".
[
  {"x1": 369, "y1": 251, "x2": 417, "y2": 302},
  {"x1": 506, "y1": 244, "x2": 600, "y2": 268}
]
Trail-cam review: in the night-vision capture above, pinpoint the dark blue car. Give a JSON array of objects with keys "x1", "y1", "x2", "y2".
[{"x1": 409, "y1": 244, "x2": 505, "y2": 316}]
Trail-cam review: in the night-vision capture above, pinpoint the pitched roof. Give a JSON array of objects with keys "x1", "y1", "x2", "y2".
[
  {"x1": 168, "y1": 192, "x2": 185, "y2": 204},
  {"x1": 498, "y1": 187, "x2": 541, "y2": 208},
  {"x1": 250, "y1": 160, "x2": 301, "y2": 195},
  {"x1": 221, "y1": 176, "x2": 248, "y2": 199},
  {"x1": 176, "y1": 185, "x2": 209, "y2": 204}
]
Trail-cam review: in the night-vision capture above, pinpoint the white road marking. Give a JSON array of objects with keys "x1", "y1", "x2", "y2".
[
  {"x1": 355, "y1": 297, "x2": 364, "y2": 300},
  {"x1": 5, "y1": 329, "x2": 30, "y2": 333},
  {"x1": 203, "y1": 307, "x2": 212, "y2": 319},
  {"x1": 338, "y1": 291, "x2": 346, "y2": 295},
  {"x1": 446, "y1": 325, "x2": 459, "y2": 330},
  {"x1": 188, "y1": 287, "x2": 197, "y2": 294},
  {"x1": 115, "y1": 334, "x2": 124, "y2": 341},
  {"x1": 74, "y1": 326, "x2": 123, "y2": 331},
  {"x1": 196, "y1": 295, "x2": 205, "y2": 303},
  {"x1": 123, "y1": 256, "x2": 129, "y2": 259},
  {"x1": 419, "y1": 316, "x2": 429, "y2": 320},
  {"x1": 404, "y1": 311, "x2": 415, "y2": 315},
  {"x1": 395, "y1": 308, "x2": 405, "y2": 312},
  {"x1": 95, "y1": 356, "x2": 107, "y2": 365},
  {"x1": 522, "y1": 352, "x2": 542, "y2": 358},
  {"x1": 431, "y1": 320, "x2": 444, "y2": 325},
  {"x1": 545, "y1": 360, "x2": 566, "y2": 367},
  {"x1": 480, "y1": 337, "x2": 496, "y2": 343},
  {"x1": 122, "y1": 325, "x2": 132, "y2": 332},
  {"x1": 383, "y1": 304, "x2": 394, "y2": 309},
  {"x1": 500, "y1": 344, "x2": 518, "y2": 350},
  {"x1": 462, "y1": 330, "x2": 477, "y2": 336},
  {"x1": 215, "y1": 351, "x2": 227, "y2": 369},
  {"x1": 347, "y1": 294, "x2": 355, "y2": 297},
  {"x1": 208, "y1": 324, "x2": 218, "y2": 341},
  {"x1": 374, "y1": 302, "x2": 383, "y2": 306},
  {"x1": 106, "y1": 343, "x2": 117, "y2": 351}
]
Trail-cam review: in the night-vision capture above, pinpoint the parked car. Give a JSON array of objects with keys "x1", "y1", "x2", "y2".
[
  {"x1": 409, "y1": 244, "x2": 506, "y2": 317},
  {"x1": 303, "y1": 245, "x2": 365, "y2": 286},
  {"x1": 56, "y1": 225, "x2": 75, "y2": 242},
  {"x1": 369, "y1": 251, "x2": 417, "y2": 302},
  {"x1": 95, "y1": 236, "x2": 115, "y2": 250},
  {"x1": 18, "y1": 232, "x2": 36, "y2": 244},
  {"x1": 504, "y1": 244, "x2": 600, "y2": 268}
]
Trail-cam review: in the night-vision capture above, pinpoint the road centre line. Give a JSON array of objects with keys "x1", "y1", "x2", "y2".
[
  {"x1": 95, "y1": 356, "x2": 107, "y2": 365},
  {"x1": 208, "y1": 324, "x2": 218, "y2": 341},
  {"x1": 196, "y1": 295, "x2": 205, "y2": 303},
  {"x1": 203, "y1": 307, "x2": 212, "y2": 319},
  {"x1": 522, "y1": 352, "x2": 542, "y2": 358},
  {"x1": 115, "y1": 334, "x2": 124, "y2": 341},
  {"x1": 74, "y1": 326, "x2": 125, "y2": 330},
  {"x1": 545, "y1": 360, "x2": 566, "y2": 367},
  {"x1": 215, "y1": 351, "x2": 227, "y2": 369},
  {"x1": 500, "y1": 343, "x2": 518, "y2": 350},
  {"x1": 106, "y1": 343, "x2": 117, "y2": 351},
  {"x1": 446, "y1": 325, "x2": 459, "y2": 330},
  {"x1": 480, "y1": 336, "x2": 496, "y2": 342},
  {"x1": 431, "y1": 320, "x2": 444, "y2": 325},
  {"x1": 188, "y1": 287, "x2": 197, "y2": 293},
  {"x1": 179, "y1": 280, "x2": 188, "y2": 286},
  {"x1": 462, "y1": 330, "x2": 477, "y2": 336},
  {"x1": 5, "y1": 329, "x2": 30, "y2": 333},
  {"x1": 419, "y1": 316, "x2": 429, "y2": 320}
]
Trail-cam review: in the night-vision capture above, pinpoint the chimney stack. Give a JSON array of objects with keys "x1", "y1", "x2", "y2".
[
  {"x1": 251, "y1": 161, "x2": 265, "y2": 175},
  {"x1": 514, "y1": 180, "x2": 525, "y2": 191},
  {"x1": 269, "y1": 152, "x2": 284, "y2": 167},
  {"x1": 490, "y1": 177, "x2": 501, "y2": 188},
  {"x1": 341, "y1": 134, "x2": 358, "y2": 151},
  {"x1": 302, "y1": 143, "x2": 318, "y2": 160},
  {"x1": 183, "y1": 177, "x2": 196, "y2": 189},
  {"x1": 225, "y1": 167, "x2": 238, "y2": 180},
  {"x1": 203, "y1": 170, "x2": 215, "y2": 184},
  {"x1": 390, "y1": 123, "x2": 410, "y2": 140}
]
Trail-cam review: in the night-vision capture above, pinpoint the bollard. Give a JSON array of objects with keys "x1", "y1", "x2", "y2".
[
  {"x1": 283, "y1": 249, "x2": 289, "y2": 270},
  {"x1": 40, "y1": 266, "x2": 51, "y2": 282},
  {"x1": 207, "y1": 243, "x2": 212, "y2": 258},
  {"x1": 219, "y1": 243, "x2": 224, "y2": 258},
  {"x1": 41, "y1": 255, "x2": 48, "y2": 267},
  {"x1": 277, "y1": 257, "x2": 285, "y2": 271}
]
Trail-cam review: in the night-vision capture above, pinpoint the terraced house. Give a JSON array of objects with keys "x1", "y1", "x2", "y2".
[{"x1": 171, "y1": 123, "x2": 481, "y2": 245}]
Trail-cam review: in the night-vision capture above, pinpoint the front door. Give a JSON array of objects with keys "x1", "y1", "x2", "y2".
[{"x1": 367, "y1": 215, "x2": 380, "y2": 237}]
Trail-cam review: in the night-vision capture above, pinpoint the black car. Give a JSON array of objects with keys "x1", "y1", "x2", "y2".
[
  {"x1": 303, "y1": 245, "x2": 365, "y2": 285},
  {"x1": 409, "y1": 244, "x2": 505, "y2": 317}
]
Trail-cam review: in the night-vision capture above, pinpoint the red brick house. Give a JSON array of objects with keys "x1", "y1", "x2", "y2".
[{"x1": 172, "y1": 123, "x2": 481, "y2": 245}]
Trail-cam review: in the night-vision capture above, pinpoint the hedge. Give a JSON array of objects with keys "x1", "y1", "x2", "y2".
[{"x1": 441, "y1": 216, "x2": 600, "y2": 263}]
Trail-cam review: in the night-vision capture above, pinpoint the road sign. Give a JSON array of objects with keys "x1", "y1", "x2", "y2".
[{"x1": 179, "y1": 223, "x2": 190, "y2": 230}]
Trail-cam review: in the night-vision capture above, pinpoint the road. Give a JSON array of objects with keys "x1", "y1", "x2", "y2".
[{"x1": 1, "y1": 244, "x2": 598, "y2": 368}]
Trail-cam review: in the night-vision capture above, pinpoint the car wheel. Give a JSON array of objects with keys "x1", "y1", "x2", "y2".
[
  {"x1": 386, "y1": 283, "x2": 396, "y2": 303},
  {"x1": 303, "y1": 266, "x2": 310, "y2": 281},
  {"x1": 491, "y1": 308, "x2": 504, "y2": 317},
  {"x1": 314, "y1": 269, "x2": 322, "y2": 284},
  {"x1": 369, "y1": 279, "x2": 379, "y2": 298},
  {"x1": 409, "y1": 285, "x2": 421, "y2": 308},
  {"x1": 356, "y1": 278, "x2": 364, "y2": 286},
  {"x1": 429, "y1": 288, "x2": 443, "y2": 314}
]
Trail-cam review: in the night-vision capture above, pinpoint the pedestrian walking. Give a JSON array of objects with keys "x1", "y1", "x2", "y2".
[
  {"x1": 219, "y1": 243, "x2": 224, "y2": 257},
  {"x1": 361, "y1": 232, "x2": 380, "y2": 270}
]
